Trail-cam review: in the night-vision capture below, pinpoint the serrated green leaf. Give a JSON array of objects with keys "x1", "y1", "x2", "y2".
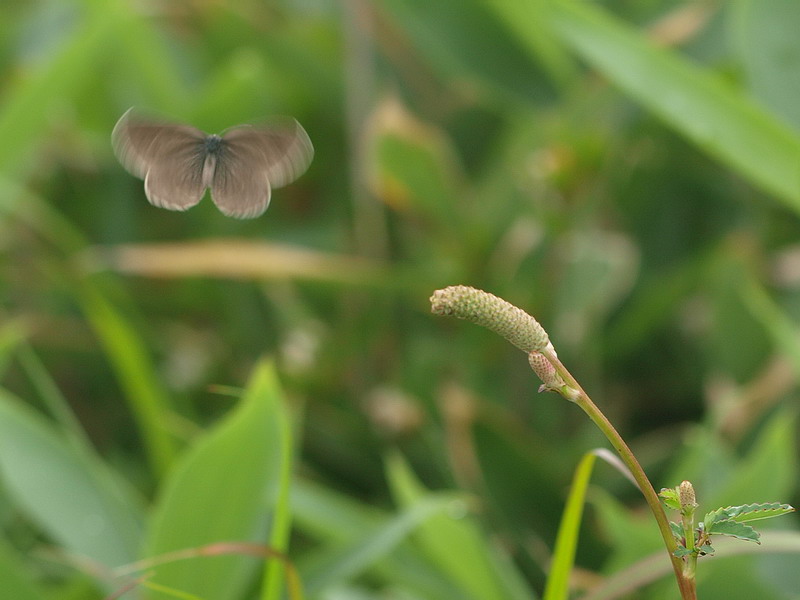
[
  {"x1": 707, "y1": 519, "x2": 761, "y2": 543},
  {"x1": 659, "y1": 487, "x2": 681, "y2": 510},
  {"x1": 673, "y1": 546, "x2": 694, "y2": 558},
  {"x1": 706, "y1": 502, "x2": 795, "y2": 526},
  {"x1": 669, "y1": 521, "x2": 683, "y2": 541}
]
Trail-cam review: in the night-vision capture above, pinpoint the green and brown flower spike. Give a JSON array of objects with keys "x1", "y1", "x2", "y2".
[{"x1": 430, "y1": 285, "x2": 549, "y2": 353}]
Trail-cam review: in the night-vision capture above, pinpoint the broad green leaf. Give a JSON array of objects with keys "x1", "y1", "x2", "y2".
[
  {"x1": 0, "y1": 389, "x2": 143, "y2": 568},
  {"x1": 144, "y1": 360, "x2": 292, "y2": 600}
]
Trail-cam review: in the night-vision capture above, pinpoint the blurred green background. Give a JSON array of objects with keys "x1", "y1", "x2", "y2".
[{"x1": 1, "y1": 0, "x2": 799, "y2": 599}]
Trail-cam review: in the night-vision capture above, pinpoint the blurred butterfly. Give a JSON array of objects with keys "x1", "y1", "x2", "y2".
[{"x1": 111, "y1": 108, "x2": 314, "y2": 219}]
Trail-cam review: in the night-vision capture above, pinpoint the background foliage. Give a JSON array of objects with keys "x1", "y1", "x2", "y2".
[{"x1": 1, "y1": 0, "x2": 799, "y2": 599}]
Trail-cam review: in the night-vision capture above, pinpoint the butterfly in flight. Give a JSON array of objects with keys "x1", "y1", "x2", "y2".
[{"x1": 111, "y1": 108, "x2": 313, "y2": 219}]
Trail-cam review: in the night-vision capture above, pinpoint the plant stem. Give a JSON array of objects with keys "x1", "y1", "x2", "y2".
[{"x1": 542, "y1": 347, "x2": 697, "y2": 600}]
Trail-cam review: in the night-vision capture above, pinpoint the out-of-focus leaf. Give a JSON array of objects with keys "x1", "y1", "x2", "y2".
[
  {"x1": 386, "y1": 452, "x2": 535, "y2": 600},
  {"x1": 709, "y1": 409, "x2": 797, "y2": 509},
  {"x1": 302, "y1": 494, "x2": 458, "y2": 594},
  {"x1": 0, "y1": 542, "x2": 47, "y2": 600},
  {"x1": 144, "y1": 360, "x2": 291, "y2": 600},
  {"x1": 0, "y1": 389, "x2": 143, "y2": 568},
  {"x1": 379, "y1": 0, "x2": 571, "y2": 100},
  {"x1": 729, "y1": 0, "x2": 800, "y2": 131},
  {"x1": 77, "y1": 279, "x2": 177, "y2": 478},
  {"x1": 366, "y1": 97, "x2": 462, "y2": 221},
  {"x1": 0, "y1": 4, "x2": 120, "y2": 176},
  {"x1": 488, "y1": 0, "x2": 800, "y2": 211}
]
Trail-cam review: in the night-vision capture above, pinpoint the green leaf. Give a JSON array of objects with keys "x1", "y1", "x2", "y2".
[
  {"x1": 78, "y1": 278, "x2": 177, "y2": 478},
  {"x1": 0, "y1": 4, "x2": 121, "y2": 176},
  {"x1": 706, "y1": 519, "x2": 760, "y2": 543},
  {"x1": 669, "y1": 521, "x2": 684, "y2": 541},
  {"x1": 386, "y1": 452, "x2": 535, "y2": 600},
  {"x1": 0, "y1": 389, "x2": 143, "y2": 568},
  {"x1": 659, "y1": 487, "x2": 681, "y2": 511},
  {"x1": 544, "y1": 452, "x2": 595, "y2": 600},
  {"x1": 144, "y1": 360, "x2": 292, "y2": 600},
  {"x1": 706, "y1": 502, "x2": 796, "y2": 525},
  {"x1": 302, "y1": 494, "x2": 459, "y2": 595},
  {"x1": 699, "y1": 542, "x2": 715, "y2": 556},
  {"x1": 729, "y1": 0, "x2": 800, "y2": 131},
  {"x1": 0, "y1": 542, "x2": 47, "y2": 600},
  {"x1": 708, "y1": 409, "x2": 797, "y2": 509}
]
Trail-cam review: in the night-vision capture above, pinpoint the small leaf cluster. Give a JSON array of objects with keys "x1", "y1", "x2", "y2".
[{"x1": 660, "y1": 485, "x2": 794, "y2": 558}]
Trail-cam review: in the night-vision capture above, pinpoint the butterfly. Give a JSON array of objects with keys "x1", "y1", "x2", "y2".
[{"x1": 111, "y1": 108, "x2": 314, "y2": 219}]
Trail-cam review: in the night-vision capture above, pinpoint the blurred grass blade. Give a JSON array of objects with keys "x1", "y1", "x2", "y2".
[
  {"x1": 742, "y1": 279, "x2": 800, "y2": 376},
  {"x1": 145, "y1": 360, "x2": 293, "y2": 600},
  {"x1": 386, "y1": 452, "x2": 536, "y2": 600},
  {"x1": 302, "y1": 495, "x2": 458, "y2": 595},
  {"x1": 707, "y1": 408, "x2": 797, "y2": 509},
  {"x1": 85, "y1": 240, "x2": 390, "y2": 287},
  {"x1": 488, "y1": 0, "x2": 800, "y2": 211},
  {"x1": 543, "y1": 451, "x2": 596, "y2": 600},
  {"x1": 16, "y1": 342, "x2": 93, "y2": 450},
  {"x1": 260, "y1": 366, "x2": 294, "y2": 600},
  {"x1": 77, "y1": 279, "x2": 177, "y2": 478},
  {"x1": 0, "y1": 389, "x2": 144, "y2": 569},
  {"x1": 292, "y1": 478, "x2": 472, "y2": 598}
]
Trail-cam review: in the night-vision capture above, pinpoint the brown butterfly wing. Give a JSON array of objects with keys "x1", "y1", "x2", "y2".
[
  {"x1": 208, "y1": 139, "x2": 273, "y2": 219},
  {"x1": 210, "y1": 119, "x2": 313, "y2": 219},
  {"x1": 220, "y1": 119, "x2": 314, "y2": 188},
  {"x1": 112, "y1": 109, "x2": 208, "y2": 211}
]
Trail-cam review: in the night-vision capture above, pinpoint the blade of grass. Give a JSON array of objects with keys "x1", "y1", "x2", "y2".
[
  {"x1": 544, "y1": 452, "x2": 595, "y2": 600},
  {"x1": 302, "y1": 494, "x2": 460, "y2": 595},
  {"x1": 386, "y1": 451, "x2": 536, "y2": 600},
  {"x1": 77, "y1": 278, "x2": 177, "y2": 478},
  {"x1": 260, "y1": 364, "x2": 294, "y2": 600}
]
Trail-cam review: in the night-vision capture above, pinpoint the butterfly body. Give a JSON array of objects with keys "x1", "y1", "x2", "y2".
[{"x1": 112, "y1": 109, "x2": 313, "y2": 219}]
